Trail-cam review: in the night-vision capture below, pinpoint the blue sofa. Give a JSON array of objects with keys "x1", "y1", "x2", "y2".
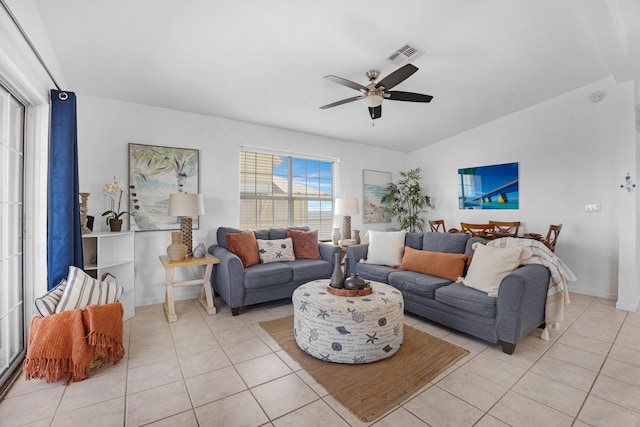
[
  {"x1": 346, "y1": 232, "x2": 550, "y2": 354},
  {"x1": 208, "y1": 226, "x2": 342, "y2": 315}
]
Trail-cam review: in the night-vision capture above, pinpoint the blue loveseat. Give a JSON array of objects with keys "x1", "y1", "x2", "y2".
[
  {"x1": 346, "y1": 232, "x2": 550, "y2": 354},
  {"x1": 208, "y1": 226, "x2": 342, "y2": 315}
]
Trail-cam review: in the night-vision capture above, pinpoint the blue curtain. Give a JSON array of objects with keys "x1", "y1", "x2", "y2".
[{"x1": 47, "y1": 90, "x2": 83, "y2": 290}]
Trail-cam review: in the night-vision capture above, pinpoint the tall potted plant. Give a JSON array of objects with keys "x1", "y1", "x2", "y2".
[{"x1": 381, "y1": 167, "x2": 434, "y2": 232}]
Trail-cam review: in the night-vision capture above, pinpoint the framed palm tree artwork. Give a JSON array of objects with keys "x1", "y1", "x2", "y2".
[{"x1": 128, "y1": 143, "x2": 199, "y2": 231}]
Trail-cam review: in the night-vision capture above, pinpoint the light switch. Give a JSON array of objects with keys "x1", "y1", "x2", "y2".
[{"x1": 585, "y1": 203, "x2": 601, "y2": 212}]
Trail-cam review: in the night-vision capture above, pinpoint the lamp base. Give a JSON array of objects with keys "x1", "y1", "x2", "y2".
[
  {"x1": 180, "y1": 217, "x2": 193, "y2": 256},
  {"x1": 341, "y1": 215, "x2": 351, "y2": 240}
]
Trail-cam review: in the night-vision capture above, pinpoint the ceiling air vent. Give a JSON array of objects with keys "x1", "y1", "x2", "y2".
[{"x1": 387, "y1": 44, "x2": 423, "y2": 65}]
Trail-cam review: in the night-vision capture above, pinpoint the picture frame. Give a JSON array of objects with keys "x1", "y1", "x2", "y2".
[
  {"x1": 458, "y1": 162, "x2": 519, "y2": 210},
  {"x1": 362, "y1": 169, "x2": 392, "y2": 223},
  {"x1": 128, "y1": 143, "x2": 200, "y2": 231}
]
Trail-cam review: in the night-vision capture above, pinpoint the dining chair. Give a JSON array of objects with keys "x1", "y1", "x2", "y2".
[
  {"x1": 429, "y1": 219, "x2": 446, "y2": 232},
  {"x1": 489, "y1": 220, "x2": 520, "y2": 237},
  {"x1": 543, "y1": 224, "x2": 562, "y2": 252},
  {"x1": 460, "y1": 222, "x2": 494, "y2": 238}
]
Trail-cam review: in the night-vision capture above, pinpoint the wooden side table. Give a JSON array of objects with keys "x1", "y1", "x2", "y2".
[{"x1": 159, "y1": 253, "x2": 220, "y2": 322}]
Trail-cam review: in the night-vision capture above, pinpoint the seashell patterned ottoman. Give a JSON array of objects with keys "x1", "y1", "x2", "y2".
[{"x1": 292, "y1": 280, "x2": 404, "y2": 364}]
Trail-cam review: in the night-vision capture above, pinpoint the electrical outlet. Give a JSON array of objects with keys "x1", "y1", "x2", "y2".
[{"x1": 585, "y1": 203, "x2": 601, "y2": 212}]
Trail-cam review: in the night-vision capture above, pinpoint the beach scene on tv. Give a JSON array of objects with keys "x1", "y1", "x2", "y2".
[{"x1": 458, "y1": 162, "x2": 519, "y2": 209}]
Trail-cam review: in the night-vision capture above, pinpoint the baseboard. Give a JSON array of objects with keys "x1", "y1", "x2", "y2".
[
  {"x1": 617, "y1": 292, "x2": 640, "y2": 312},
  {"x1": 570, "y1": 287, "x2": 617, "y2": 301}
]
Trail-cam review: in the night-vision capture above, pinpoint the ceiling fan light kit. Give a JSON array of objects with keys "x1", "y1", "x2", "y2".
[{"x1": 320, "y1": 63, "x2": 433, "y2": 120}]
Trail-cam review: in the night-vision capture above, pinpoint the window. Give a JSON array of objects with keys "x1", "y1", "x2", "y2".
[
  {"x1": 0, "y1": 83, "x2": 25, "y2": 395},
  {"x1": 240, "y1": 150, "x2": 335, "y2": 239}
]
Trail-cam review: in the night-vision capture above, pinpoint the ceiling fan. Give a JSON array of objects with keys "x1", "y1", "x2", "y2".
[{"x1": 319, "y1": 64, "x2": 433, "y2": 120}]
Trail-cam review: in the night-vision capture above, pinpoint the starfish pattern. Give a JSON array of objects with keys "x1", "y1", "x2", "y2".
[
  {"x1": 299, "y1": 300, "x2": 310, "y2": 312},
  {"x1": 275, "y1": 251, "x2": 283, "y2": 258},
  {"x1": 320, "y1": 353, "x2": 332, "y2": 362},
  {"x1": 365, "y1": 332, "x2": 379, "y2": 344},
  {"x1": 317, "y1": 309, "x2": 330, "y2": 320}
]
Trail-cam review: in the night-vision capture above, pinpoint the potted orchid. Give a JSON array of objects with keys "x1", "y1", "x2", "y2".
[{"x1": 102, "y1": 177, "x2": 128, "y2": 231}]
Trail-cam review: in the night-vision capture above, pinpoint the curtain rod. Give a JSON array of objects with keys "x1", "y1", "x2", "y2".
[{"x1": 0, "y1": 0, "x2": 62, "y2": 92}]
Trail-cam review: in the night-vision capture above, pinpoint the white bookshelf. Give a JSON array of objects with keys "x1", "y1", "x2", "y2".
[{"x1": 82, "y1": 231, "x2": 135, "y2": 320}]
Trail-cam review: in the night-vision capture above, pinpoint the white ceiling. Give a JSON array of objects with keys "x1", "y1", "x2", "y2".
[{"x1": 33, "y1": 0, "x2": 640, "y2": 152}]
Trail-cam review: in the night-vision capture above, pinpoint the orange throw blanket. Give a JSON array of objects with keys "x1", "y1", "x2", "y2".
[{"x1": 23, "y1": 302, "x2": 125, "y2": 384}]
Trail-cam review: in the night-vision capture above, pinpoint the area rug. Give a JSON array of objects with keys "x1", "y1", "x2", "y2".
[{"x1": 259, "y1": 315, "x2": 469, "y2": 422}]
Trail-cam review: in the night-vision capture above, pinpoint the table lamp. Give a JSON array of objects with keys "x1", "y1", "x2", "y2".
[
  {"x1": 335, "y1": 197, "x2": 359, "y2": 240},
  {"x1": 168, "y1": 193, "x2": 204, "y2": 256}
]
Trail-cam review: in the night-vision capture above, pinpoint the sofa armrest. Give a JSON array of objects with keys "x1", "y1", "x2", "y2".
[
  {"x1": 346, "y1": 244, "x2": 369, "y2": 274},
  {"x1": 207, "y1": 245, "x2": 246, "y2": 308},
  {"x1": 319, "y1": 243, "x2": 342, "y2": 268},
  {"x1": 496, "y1": 264, "x2": 550, "y2": 345}
]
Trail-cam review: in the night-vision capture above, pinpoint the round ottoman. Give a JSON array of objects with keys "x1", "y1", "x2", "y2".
[{"x1": 292, "y1": 279, "x2": 404, "y2": 364}]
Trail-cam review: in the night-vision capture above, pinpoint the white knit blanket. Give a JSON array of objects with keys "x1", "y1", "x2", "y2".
[{"x1": 486, "y1": 237, "x2": 576, "y2": 339}]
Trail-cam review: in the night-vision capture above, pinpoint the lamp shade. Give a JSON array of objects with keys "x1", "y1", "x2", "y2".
[
  {"x1": 335, "y1": 198, "x2": 359, "y2": 215},
  {"x1": 168, "y1": 193, "x2": 204, "y2": 217}
]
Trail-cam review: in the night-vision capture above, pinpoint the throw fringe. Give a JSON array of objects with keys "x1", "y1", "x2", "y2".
[
  {"x1": 87, "y1": 331, "x2": 125, "y2": 363},
  {"x1": 23, "y1": 356, "x2": 88, "y2": 385}
]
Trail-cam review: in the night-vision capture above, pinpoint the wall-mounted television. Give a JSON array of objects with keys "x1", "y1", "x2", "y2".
[{"x1": 458, "y1": 162, "x2": 519, "y2": 209}]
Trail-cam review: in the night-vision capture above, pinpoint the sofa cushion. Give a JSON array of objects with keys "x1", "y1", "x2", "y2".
[
  {"x1": 399, "y1": 247, "x2": 469, "y2": 281},
  {"x1": 287, "y1": 229, "x2": 321, "y2": 259},
  {"x1": 253, "y1": 229, "x2": 270, "y2": 240},
  {"x1": 388, "y1": 270, "x2": 452, "y2": 299},
  {"x1": 217, "y1": 226, "x2": 244, "y2": 249},
  {"x1": 227, "y1": 230, "x2": 260, "y2": 268},
  {"x1": 365, "y1": 230, "x2": 407, "y2": 266},
  {"x1": 270, "y1": 225, "x2": 310, "y2": 240},
  {"x1": 422, "y1": 232, "x2": 469, "y2": 254},
  {"x1": 288, "y1": 259, "x2": 332, "y2": 282},
  {"x1": 465, "y1": 236, "x2": 487, "y2": 256},
  {"x1": 462, "y1": 243, "x2": 523, "y2": 297},
  {"x1": 243, "y1": 262, "x2": 293, "y2": 289},
  {"x1": 435, "y1": 282, "x2": 497, "y2": 319},
  {"x1": 354, "y1": 262, "x2": 395, "y2": 283},
  {"x1": 256, "y1": 238, "x2": 296, "y2": 263},
  {"x1": 405, "y1": 232, "x2": 424, "y2": 250}
]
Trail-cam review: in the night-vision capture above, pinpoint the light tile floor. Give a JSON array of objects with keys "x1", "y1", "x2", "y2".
[{"x1": 2, "y1": 293, "x2": 640, "y2": 426}]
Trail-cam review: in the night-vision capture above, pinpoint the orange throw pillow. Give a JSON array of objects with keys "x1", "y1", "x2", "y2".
[
  {"x1": 286, "y1": 229, "x2": 321, "y2": 259},
  {"x1": 226, "y1": 231, "x2": 260, "y2": 268},
  {"x1": 399, "y1": 246, "x2": 469, "y2": 281}
]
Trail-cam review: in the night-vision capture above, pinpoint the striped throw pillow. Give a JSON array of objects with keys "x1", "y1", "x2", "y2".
[
  {"x1": 55, "y1": 266, "x2": 124, "y2": 313},
  {"x1": 33, "y1": 279, "x2": 67, "y2": 317}
]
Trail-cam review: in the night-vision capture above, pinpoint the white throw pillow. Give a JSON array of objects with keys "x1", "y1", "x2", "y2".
[
  {"x1": 55, "y1": 266, "x2": 124, "y2": 313},
  {"x1": 365, "y1": 230, "x2": 408, "y2": 266},
  {"x1": 256, "y1": 238, "x2": 296, "y2": 263},
  {"x1": 462, "y1": 243, "x2": 523, "y2": 297},
  {"x1": 34, "y1": 279, "x2": 67, "y2": 317}
]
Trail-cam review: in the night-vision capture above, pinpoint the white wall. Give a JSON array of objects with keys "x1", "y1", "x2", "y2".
[
  {"x1": 76, "y1": 95, "x2": 407, "y2": 306},
  {"x1": 409, "y1": 77, "x2": 638, "y2": 305}
]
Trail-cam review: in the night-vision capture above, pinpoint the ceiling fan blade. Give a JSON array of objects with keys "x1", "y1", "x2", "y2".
[
  {"x1": 386, "y1": 91, "x2": 433, "y2": 103},
  {"x1": 324, "y1": 75, "x2": 367, "y2": 91},
  {"x1": 376, "y1": 64, "x2": 418, "y2": 90},
  {"x1": 319, "y1": 96, "x2": 362, "y2": 109},
  {"x1": 368, "y1": 105, "x2": 382, "y2": 120}
]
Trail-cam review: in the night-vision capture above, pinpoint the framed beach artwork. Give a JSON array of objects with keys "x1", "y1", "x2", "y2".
[
  {"x1": 128, "y1": 143, "x2": 200, "y2": 231},
  {"x1": 362, "y1": 169, "x2": 392, "y2": 223}
]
